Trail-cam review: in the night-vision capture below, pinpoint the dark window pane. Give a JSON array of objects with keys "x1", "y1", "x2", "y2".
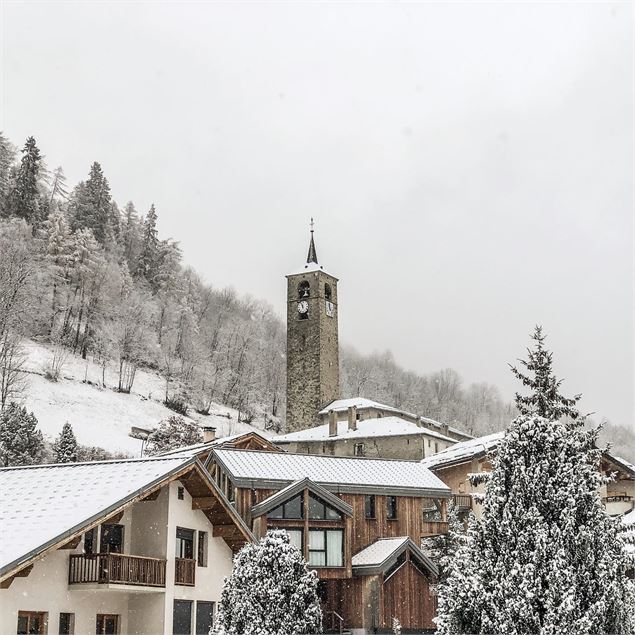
[
  {"x1": 197, "y1": 531, "x2": 207, "y2": 567},
  {"x1": 173, "y1": 600, "x2": 193, "y2": 635},
  {"x1": 308, "y1": 494, "x2": 325, "y2": 519},
  {"x1": 268, "y1": 504, "x2": 283, "y2": 519},
  {"x1": 387, "y1": 496, "x2": 398, "y2": 520},
  {"x1": 59, "y1": 613, "x2": 74, "y2": 635},
  {"x1": 195, "y1": 601, "x2": 215, "y2": 635},
  {"x1": 100, "y1": 524, "x2": 124, "y2": 554},
  {"x1": 84, "y1": 528, "x2": 95, "y2": 554},
  {"x1": 176, "y1": 528, "x2": 195, "y2": 559},
  {"x1": 365, "y1": 495, "x2": 376, "y2": 519},
  {"x1": 17, "y1": 616, "x2": 28, "y2": 634},
  {"x1": 283, "y1": 495, "x2": 303, "y2": 519}
]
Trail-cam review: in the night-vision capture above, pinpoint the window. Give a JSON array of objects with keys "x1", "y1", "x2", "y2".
[
  {"x1": 387, "y1": 496, "x2": 398, "y2": 520},
  {"x1": 309, "y1": 529, "x2": 343, "y2": 567},
  {"x1": 177, "y1": 486, "x2": 185, "y2": 500},
  {"x1": 267, "y1": 494, "x2": 303, "y2": 519},
  {"x1": 298, "y1": 281, "x2": 310, "y2": 298},
  {"x1": 17, "y1": 612, "x2": 47, "y2": 635},
  {"x1": 172, "y1": 600, "x2": 192, "y2": 635},
  {"x1": 99, "y1": 524, "x2": 124, "y2": 554},
  {"x1": 317, "y1": 580, "x2": 328, "y2": 602},
  {"x1": 324, "y1": 283, "x2": 332, "y2": 301},
  {"x1": 283, "y1": 528, "x2": 304, "y2": 552},
  {"x1": 176, "y1": 527, "x2": 195, "y2": 559},
  {"x1": 435, "y1": 442, "x2": 439, "y2": 453},
  {"x1": 84, "y1": 528, "x2": 96, "y2": 555},
  {"x1": 197, "y1": 531, "x2": 208, "y2": 567},
  {"x1": 96, "y1": 614, "x2": 119, "y2": 635},
  {"x1": 308, "y1": 493, "x2": 341, "y2": 520},
  {"x1": 384, "y1": 552, "x2": 407, "y2": 581},
  {"x1": 227, "y1": 480, "x2": 235, "y2": 503},
  {"x1": 364, "y1": 495, "x2": 376, "y2": 519},
  {"x1": 59, "y1": 613, "x2": 74, "y2": 635},
  {"x1": 195, "y1": 602, "x2": 215, "y2": 635},
  {"x1": 354, "y1": 443, "x2": 365, "y2": 457}
]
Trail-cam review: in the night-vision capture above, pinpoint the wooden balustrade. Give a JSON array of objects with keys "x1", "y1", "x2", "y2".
[
  {"x1": 69, "y1": 553, "x2": 166, "y2": 587},
  {"x1": 421, "y1": 521, "x2": 449, "y2": 537},
  {"x1": 452, "y1": 494, "x2": 472, "y2": 509},
  {"x1": 174, "y1": 558, "x2": 196, "y2": 586}
]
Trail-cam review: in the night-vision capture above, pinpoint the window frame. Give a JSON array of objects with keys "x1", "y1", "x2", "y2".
[
  {"x1": 197, "y1": 531, "x2": 208, "y2": 567},
  {"x1": 364, "y1": 494, "x2": 376, "y2": 519},
  {"x1": 95, "y1": 613, "x2": 119, "y2": 635},
  {"x1": 59, "y1": 612, "x2": 74, "y2": 635},
  {"x1": 176, "y1": 527, "x2": 195, "y2": 560},
  {"x1": 386, "y1": 495, "x2": 398, "y2": 520},
  {"x1": 16, "y1": 611, "x2": 48, "y2": 635},
  {"x1": 308, "y1": 528, "x2": 344, "y2": 568},
  {"x1": 353, "y1": 443, "x2": 365, "y2": 457}
]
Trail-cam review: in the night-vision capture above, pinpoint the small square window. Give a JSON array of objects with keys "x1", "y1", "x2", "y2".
[
  {"x1": 354, "y1": 443, "x2": 365, "y2": 457},
  {"x1": 177, "y1": 486, "x2": 185, "y2": 500}
]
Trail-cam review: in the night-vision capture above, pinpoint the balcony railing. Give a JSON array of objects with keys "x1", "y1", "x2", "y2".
[
  {"x1": 69, "y1": 553, "x2": 166, "y2": 587},
  {"x1": 452, "y1": 494, "x2": 472, "y2": 509},
  {"x1": 175, "y1": 558, "x2": 196, "y2": 586},
  {"x1": 421, "y1": 521, "x2": 449, "y2": 537}
]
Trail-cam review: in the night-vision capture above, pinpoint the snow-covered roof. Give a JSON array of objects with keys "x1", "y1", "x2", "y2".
[
  {"x1": 286, "y1": 262, "x2": 337, "y2": 278},
  {"x1": 420, "y1": 432, "x2": 504, "y2": 470},
  {"x1": 210, "y1": 449, "x2": 451, "y2": 497},
  {"x1": 605, "y1": 455, "x2": 635, "y2": 479},
  {"x1": 0, "y1": 456, "x2": 193, "y2": 578},
  {"x1": 352, "y1": 536, "x2": 437, "y2": 576},
  {"x1": 275, "y1": 416, "x2": 456, "y2": 444},
  {"x1": 319, "y1": 397, "x2": 413, "y2": 417},
  {"x1": 159, "y1": 431, "x2": 275, "y2": 459}
]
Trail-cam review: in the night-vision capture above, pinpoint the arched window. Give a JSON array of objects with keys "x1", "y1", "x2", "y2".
[
  {"x1": 324, "y1": 283, "x2": 332, "y2": 301},
  {"x1": 298, "y1": 281, "x2": 310, "y2": 299}
]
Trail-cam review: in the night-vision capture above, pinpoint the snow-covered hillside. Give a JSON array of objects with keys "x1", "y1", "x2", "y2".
[{"x1": 20, "y1": 340, "x2": 270, "y2": 455}]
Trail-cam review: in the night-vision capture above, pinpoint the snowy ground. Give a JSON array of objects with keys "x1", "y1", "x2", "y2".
[{"x1": 20, "y1": 340, "x2": 269, "y2": 455}]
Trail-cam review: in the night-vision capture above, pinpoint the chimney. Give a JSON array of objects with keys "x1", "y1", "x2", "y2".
[
  {"x1": 203, "y1": 426, "x2": 216, "y2": 443},
  {"x1": 347, "y1": 406, "x2": 357, "y2": 431},
  {"x1": 328, "y1": 410, "x2": 338, "y2": 437},
  {"x1": 442, "y1": 423, "x2": 449, "y2": 436}
]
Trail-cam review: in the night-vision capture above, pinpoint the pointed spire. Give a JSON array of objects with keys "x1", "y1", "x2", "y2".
[{"x1": 307, "y1": 217, "x2": 318, "y2": 264}]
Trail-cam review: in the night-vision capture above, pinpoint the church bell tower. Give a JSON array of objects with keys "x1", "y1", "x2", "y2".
[{"x1": 285, "y1": 222, "x2": 340, "y2": 432}]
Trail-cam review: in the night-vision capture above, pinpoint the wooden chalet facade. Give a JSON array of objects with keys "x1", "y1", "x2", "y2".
[{"x1": 204, "y1": 448, "x2": 452, "y2": 633}]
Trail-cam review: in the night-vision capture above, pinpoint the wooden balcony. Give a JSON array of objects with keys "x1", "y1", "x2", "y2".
[
  {"x1": 421, "y1": 521, "x2": 449, "y2": 537},
  {"x1": 175, "y1": 557, "x2": 196, "y2": 586},
  {"x1": 453, "y1": 494, "x2": 472, "y2": 510},
  {"x1": 69, "y1": 553, "x2": 166, "y2": 587}
]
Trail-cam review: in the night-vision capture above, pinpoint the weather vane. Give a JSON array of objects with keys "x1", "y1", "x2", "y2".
[{"x1": 310, "y1": 217, "x2": 315, "y2": 233}]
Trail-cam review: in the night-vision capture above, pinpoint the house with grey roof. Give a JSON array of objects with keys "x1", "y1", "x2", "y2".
[
  {"x1": 203, "y1": 446, "x2": 451, "y2": 633},
  {"x1": 0, "y1": 456, "x2": 252, "y2": 635}
]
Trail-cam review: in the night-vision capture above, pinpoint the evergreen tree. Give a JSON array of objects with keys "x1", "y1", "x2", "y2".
[
  {"x1": 436, "y1": 329, "x2": 634, "y2": 635},
  {"x1": 0, "y1": 402, "x2": 45, "y2": 466},
  {"x1": 5, "y1": 136, "x2": 42, "y2": 223},
  {"x1": 136, "y1": 204, "x2": 159, "y2": 282},
  {"x1": 144, "y1": 415, "x2": 202, "y2": 455},
  {"x1": 421, "y1": 501, "x2": 463, "y2": 582},
  {"x1": 509, "y1": 325, "x2": 581, "y2": 420},
  {"x1": 47, "y1": 166, "x2": 69, "y2": 205},
  {"x1": 52, "y1": 421, "x2": 78, "y2": 463},
  {"x1": 217, "y1": 529, "x2": 322, "y2": 635},
  {"x1": 0, "y1": 132, "x2": 16, "y2": 211},
  {"x1": 68, "y1": 162, "x2": 112, "y2": 243},
  {"x1": 121, "y1": 201, "x2": 142, "y2": 271}
]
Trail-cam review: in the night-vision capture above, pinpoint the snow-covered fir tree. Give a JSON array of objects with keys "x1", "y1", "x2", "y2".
[
  {"x1": 0, "y1": 402, "x2": 45, "y2": 467},
  {"x1": 5, "y1": 136, "x2": 42, "y2": 224},
  {"x1": 144, "y1": 415, "x2": 202, "y2": 455},
  {"x1": 509, "y1": 325, "x2": 581, "y2": 420},
  {"x1": 52, "y1": 421, "x2": 78, "y2": 463},
  {"x1": 421, "y1": 501, "x2": 463, "y2": 582},
  {"x1": 436, "y1": 329, "x2": 635, "y2": 635},
  {"x1": 216, "y1": 529, "x2": 322, "y2": 635}
]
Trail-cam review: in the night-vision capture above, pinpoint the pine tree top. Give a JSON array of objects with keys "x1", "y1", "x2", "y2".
[{"x1": 509, "y1": 325, "x2": 581, "y2": 421}]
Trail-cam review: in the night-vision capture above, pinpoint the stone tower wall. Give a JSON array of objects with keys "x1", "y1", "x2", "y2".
[{"x1": 286, "y1": 269, "x2": 340, "y2": 431}]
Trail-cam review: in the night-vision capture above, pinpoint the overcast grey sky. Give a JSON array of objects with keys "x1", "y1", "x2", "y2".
[{"x1": 1, "y1": 1, "x2": 632, "y2": 427}]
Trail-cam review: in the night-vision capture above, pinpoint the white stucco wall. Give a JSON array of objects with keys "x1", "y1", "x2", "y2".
[{"x1": 0, "y1": 479, "x2": 236, "y2": 635}]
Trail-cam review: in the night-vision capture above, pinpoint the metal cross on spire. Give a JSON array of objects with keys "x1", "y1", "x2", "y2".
[{"x1": 307, "y1": 217, "x2": 318, "y2": 264}]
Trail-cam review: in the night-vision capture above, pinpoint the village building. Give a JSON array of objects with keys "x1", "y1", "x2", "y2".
[
  {"x1": 420, "y1": 432, "x2": 635, "y2": 521},
  {"x1": 202, "y1": 446, "x2": 452, "y2": 633},
  {"x1": 0, "y1": 456, "x2": 252, "y2": 635}
]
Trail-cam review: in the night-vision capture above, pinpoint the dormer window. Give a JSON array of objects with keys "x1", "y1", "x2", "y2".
[
  {"x1": 308, "y1": 493, "x2": 342, "y2": 520},
  {"x1": 267, "y1": 494, "x2": 304, "y2": 519}
]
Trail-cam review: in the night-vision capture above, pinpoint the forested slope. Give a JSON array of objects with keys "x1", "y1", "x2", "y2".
[{"x1": 0, "y1": 132, "x2": 631, "y2": 460}]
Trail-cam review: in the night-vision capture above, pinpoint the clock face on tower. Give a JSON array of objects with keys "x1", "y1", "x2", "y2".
[{"x1": 297, "y1": 300, "x2": 309, "y2": 314}]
